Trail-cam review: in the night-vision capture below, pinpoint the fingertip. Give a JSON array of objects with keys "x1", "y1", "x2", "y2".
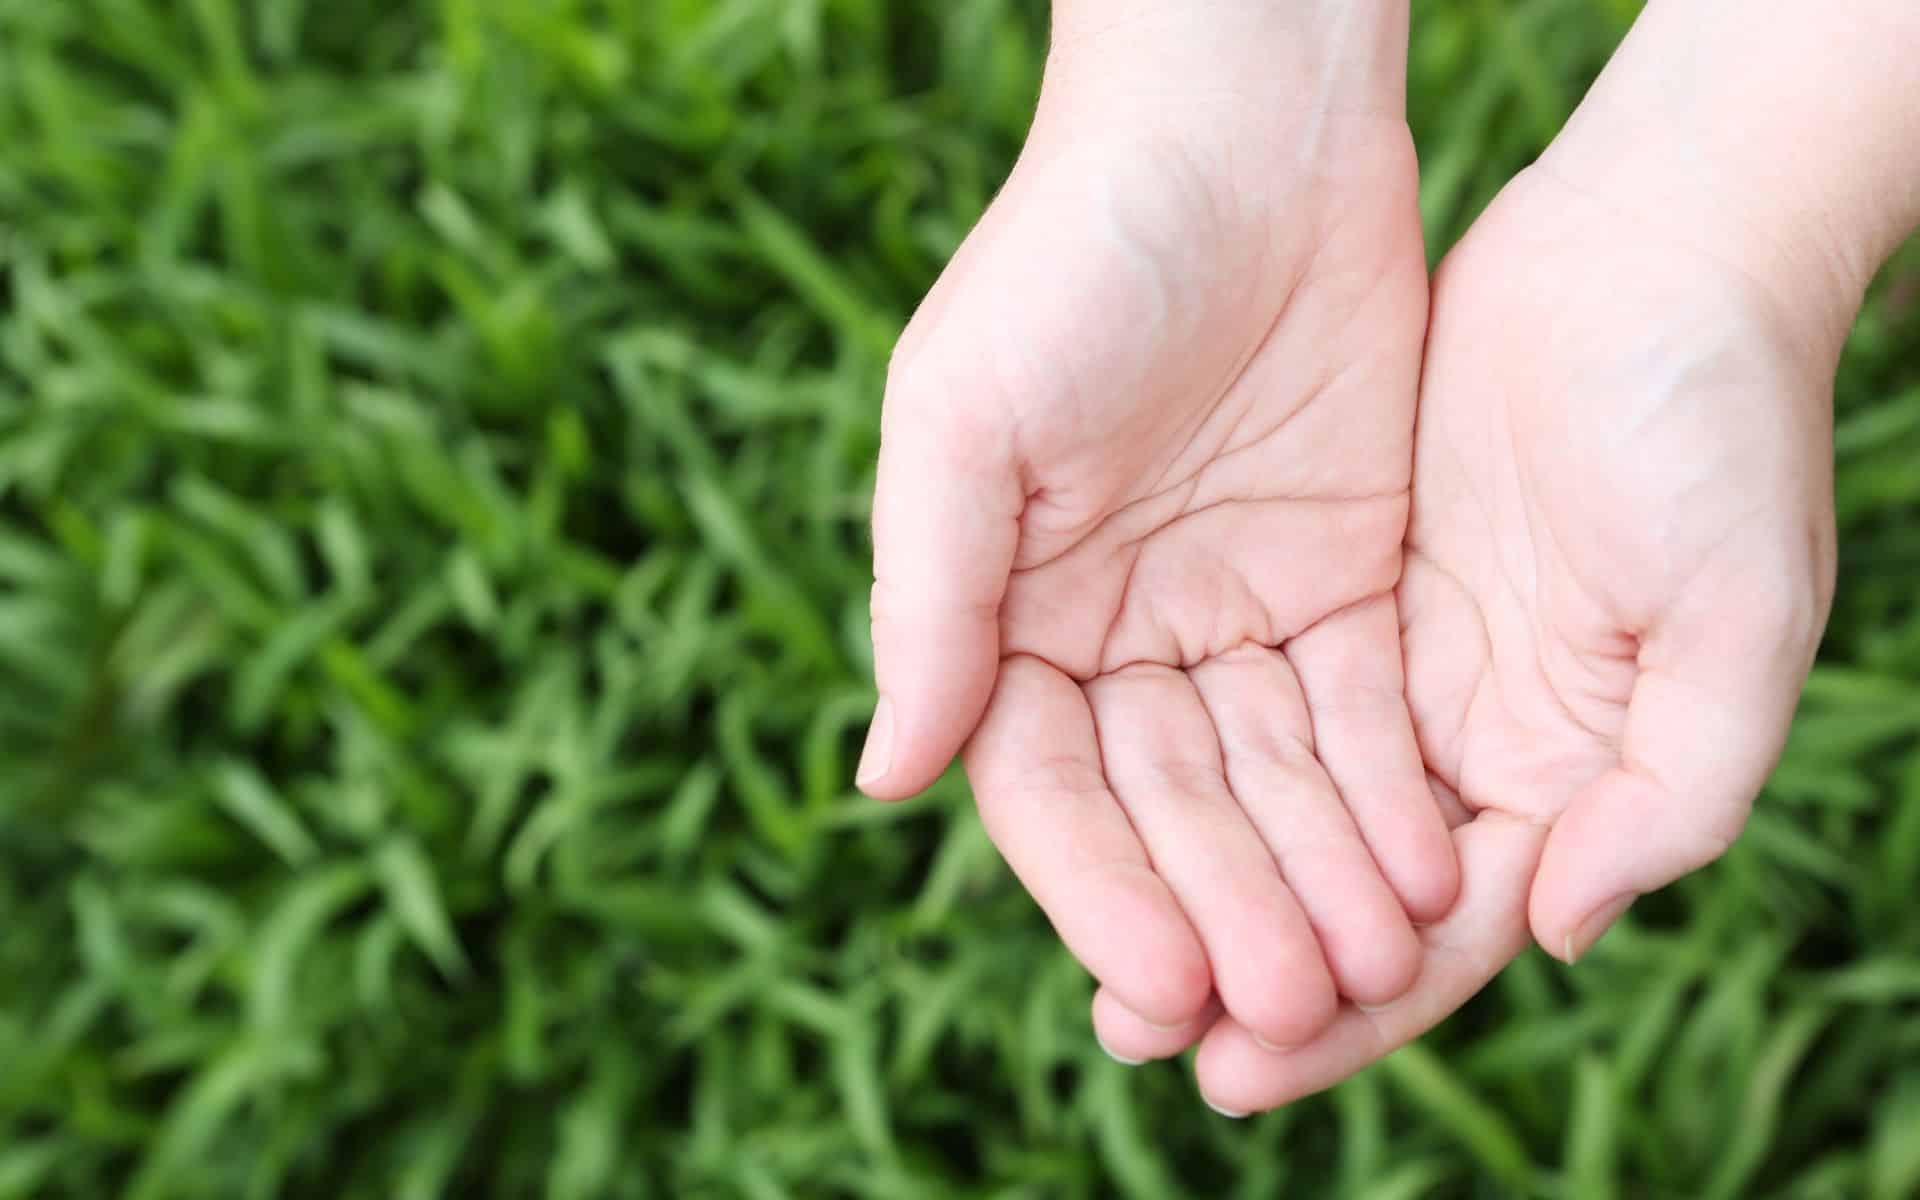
[
  {"x1": 853, "y1": 760, "x2": 938, "y2": 803},
  {"x1": 1381, "y1": 812, "x2": 1463, "y2": 925},
  {"x1": 1048, "y1": 857, "x2": 1214, "y2": 1033},
  {"x1": 855, "y1": 773, "x2": 933, "y2": 803},
  {"x1": 1329, "y1": 918, "x2": 1423, "y2": 1010},
  {"x1": 1116, "y1": 941, "x2": 1214, "y2": 1031},
  {"x1": 1525, "y1": 767, "x2": 1688, "y2": 961},
  {"x1": 1527, "y1": 878, "x2": 1579, "y2": 965},
  {"x1": 853, "y1": 762, "x2": 936, "y2": 803},
  {"x1": 1084, "y1": 884, "x2": 1213, "y2": 1029},
  {"x1": 1311, "y1": 741, "x2": 1463, "y2": 927},
  {"x1": 1090, "y1": 986, "x2": 1216, "y2": 1063},
  {"x1": 853, "y1": 696, "x2": 905, "y2": 799},
  {"x1": 1094, "y1": 1031, "x2": 1147, "y2": 1067},
  {"x1": 1222, "y1": 958, "x2": 1339, "y2": 1053},
  {"x1": 1192, "y1": 1019, "x2": 1308, "y2": 1116},
  {"x1": 1534, "y1": 890, "x2": 1636, "y2": 965},
  {"x1": 858, "y1": 645, "x2": 1000, "y2": 799}
]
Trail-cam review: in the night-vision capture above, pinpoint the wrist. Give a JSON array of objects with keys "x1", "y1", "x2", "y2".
[
  {"x1": 1533, "y1": 112, "x2": 1865, "y2": 365},
  {"x1": 1537, "y1": 0, "x2": 1920, "y2": 359},
  {"x1": 1044, "y1": 1, "x2": 1410, "y2": 121}
]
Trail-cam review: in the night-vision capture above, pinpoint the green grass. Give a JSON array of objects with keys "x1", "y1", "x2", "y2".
[{"x1": 2, "y1": 0, "x2": 1918, "y2": 1195}]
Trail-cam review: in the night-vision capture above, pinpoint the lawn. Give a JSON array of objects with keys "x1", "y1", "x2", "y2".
[{"x1": 2, "y1": 0, "x2": 1919, "y2": 1196}]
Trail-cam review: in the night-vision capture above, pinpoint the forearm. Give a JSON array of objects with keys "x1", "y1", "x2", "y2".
[
  {"x1": 1542, "y1": 0, "x2": 1920, "y2": 345},
  {"x1": 1044, "y1": 1, "x2": 1410, "y2": 117}
]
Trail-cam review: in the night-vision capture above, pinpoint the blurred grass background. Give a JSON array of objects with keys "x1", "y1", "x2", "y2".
[{"x1": 2, "y1": 0, "x2": 1918, "y2": 1195}]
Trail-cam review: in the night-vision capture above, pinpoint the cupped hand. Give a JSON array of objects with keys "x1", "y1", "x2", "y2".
[
  {"x1": 861, "y1": 14, "x2": 1459, "y2": 1048},
  {"x1": 1121, "y1": 164, "x2": 1842, "y2": 1112}
]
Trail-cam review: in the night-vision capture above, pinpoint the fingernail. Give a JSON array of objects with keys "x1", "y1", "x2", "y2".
[
  {"x1": 856, "y1": 698, "x2": 894, "y2": 787},
  {"x1": 1252, "y1": 1034, "x2": 1284, "y2": 1053},
  {"x1": 1565, "y1": 894, "x2": 1637, "y2": 963},
  {"x1": 1095, "y1": 1032, "x2": 1146, "y2": 1067},
  {"x1": 1204, "y1": 1098, "x2": 1248, "y2": 1119}
]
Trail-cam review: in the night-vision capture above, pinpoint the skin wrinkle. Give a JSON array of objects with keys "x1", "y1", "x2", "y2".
[
  {"x1": 1527, "y1": 447, "x2": 1644, "y2": 671},
  {"x1": 1090, "y1": 688, "x2": 1235, "y2": 800},
  {"x1": 1413, "y1": 152, "x2": 1838, "y2": 916},
  {"x1": 860, "y1": 0, "x2": 1917, "y2": 1113},
  {"x1": 1172, "y1": 225, "x2": 1411, "y2": 501},
  {"x1": 990, "y1": 142, "x2": 1244, "y2": 517},
  {"x1": 1086, "y1": 581, "x2": 1409, "y2": 708},
  {"x1": 1091, "y1": 538, "x2": 1149, "y2": 676},
  {"x1": 1185, "y1": 640, "x2": 1430, "y2": 1012},
  {"x1": 1475, "y1": 454, "x2": 1537, "y2": 651},
  {"x1": 1400, "y1": 549, "x2": 1488, "y2": 793},
  {"x1": 1138, "y1": 251, "x2": 1307, "y2": 500},
  {"x1": 1499, "y1": 392, "x2": 1543, "y2": 607},
  {"x1": 1011, "y1": 476, "x2": 1195, "y2": 576},
  {"x1": 1124, "y1": 488, "x2": 1408, "y2": 555},
  {"x1": 1003, "y1": 134, "x2": 1294, "y2": 535},
  {"x1": 1507, "y1": 431, "x2": 1635, "y2": 748},
  {"x1": 1083, "y1": 664, "x2": 1345, "y2": 1026},
  {"x1": 1525, "y1": 157, "x2": 1835, "y2": 361},
  {"x1": 1007, "y1": 486, "x2": 1406, "y2": 680},
  {"x1": 1128, "y1": 511, "x2": 1332, "y2": 670},
  {"x1": 1299, "y1": 678, "x2": 1416, "y2": 723},
  {"x1": 1537, "y1": 630, "x2": 1636, "y2": 743},
  {"x1": 1521, "y1": 630, "x2": 1623, "y2": 764},
  {"x1": 1177, "y1": 2, "x2": 1904, "y2": 1101},
  {"x1": 1424, "y1": 773, "x2": 1473, "y2": 829},
  {"x1": 1186, "y1": 662, "x2": 1298, "y2": 898},
  {"x1": 1048, "y1": 3, "x2": 1409, "y2": 124},
  {"x1": 1199, "y1": 250, "x2": 1409, "y2": 490},
  {"x1": 1188, "y1": 659, "x2": 1342, "y2": 885},
  {"x1": 984, "y1": 121, "x2": 1422, "y2": 694},
  {"x1": 899, "y1": 7, "x2": 1444, "y2": 1055},
  {"x1": 1200, "y1": 382, "x2": 1321, "y2": 479},
  {"x1": 1131, "y1": 126, "x2": 1396, "y2": 501},
  {"x1": 978, "y1": 658, "x2": 1168, "y2": 904},
  {"x1": 1470, "y1": 603, "x2": 1604, "y2": 820},
  {"x1": 1200, "y1": 647, "x2": 1321, "y2": 762},
  {"x1": 1446, "y1": 617, "x2": 1528, "y2": 814},
  {"x1": 1143, "y1": 540, "x2": 1233, "y2": 672},
  {"x1": 1419, "y1": 358, "x2": 1502, "y2": 587}
]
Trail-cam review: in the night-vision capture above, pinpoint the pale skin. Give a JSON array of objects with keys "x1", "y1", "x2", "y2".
[
  {"x1": 862, "y1": 0, "x2": 1920, "y2": 1112},
  {"x1": 861, "y1": 2, "x2": 1455, "y2": 1048}
]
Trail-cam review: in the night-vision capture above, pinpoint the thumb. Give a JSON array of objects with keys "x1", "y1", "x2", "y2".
[
  {"x1": 1530, "y1": 565, "x2": 1829, "y2": 962},
  {"x1": 858, "y1": 342, "x2": 1023, "y2": 801}
]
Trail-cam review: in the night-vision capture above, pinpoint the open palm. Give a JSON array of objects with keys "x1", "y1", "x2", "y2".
[
  {"x1": 863, "y1": 70, "x2": 1459, "y2": 1047},
  {"x1": 1176, "y1": 167, "x2": 1837, "y2": 1111}
]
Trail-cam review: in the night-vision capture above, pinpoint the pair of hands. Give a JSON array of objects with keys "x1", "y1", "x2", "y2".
[{"x1": 859, "y1": 11, "x2": 1843, "y2": 1113}]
